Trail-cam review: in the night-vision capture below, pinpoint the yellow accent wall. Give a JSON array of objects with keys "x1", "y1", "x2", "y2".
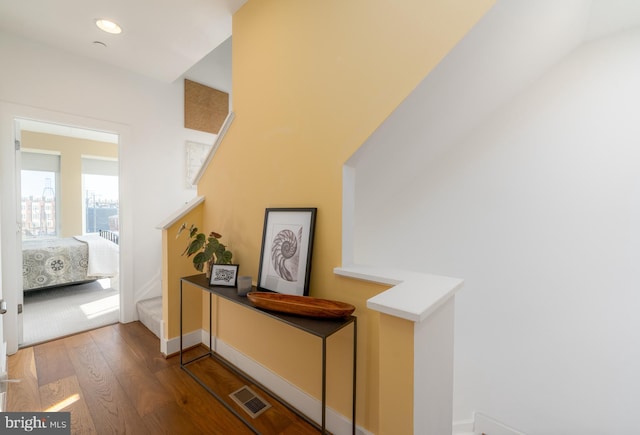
[
  {"x1": 186, "y1": 1, "x2": 495, "y2": 431},
  {"x1": 378, "y1": 313, "x2": 415, "y2": 434},
  {"x1": 21, "y1": 131, "x2": 118, "y2": 237},
  {"x1": 162, "y1": 206, "x2": 205, "y2": 339}
]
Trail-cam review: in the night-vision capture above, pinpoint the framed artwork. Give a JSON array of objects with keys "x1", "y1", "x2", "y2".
[
  {"x1": 185, "y1": 141, "x2": 211, "y2": 188},
  {"x1": 257, "y1": 208, "x2": 317, "y2": 296},
  {"x1": 210, "y1": 264, "x2": 239, "y2": 287}
]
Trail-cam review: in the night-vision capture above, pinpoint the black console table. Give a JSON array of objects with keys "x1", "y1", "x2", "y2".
[{"x1": 179, "y1": 274, "x2": 357, "y2": 434}]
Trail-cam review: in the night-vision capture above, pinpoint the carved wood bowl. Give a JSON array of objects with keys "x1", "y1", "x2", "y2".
[{"x1": 246, "y1": 292, "x2": 355, "y2": 318}]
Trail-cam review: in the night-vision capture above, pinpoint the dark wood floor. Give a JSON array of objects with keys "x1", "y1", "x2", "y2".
[{"x1": 7, "y1": 322, "x2": 320, "y2": 434}]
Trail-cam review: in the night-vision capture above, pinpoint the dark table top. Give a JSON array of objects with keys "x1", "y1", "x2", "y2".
[{"x1": 181, "y1": 274, "x2": 356, "y2": 338}]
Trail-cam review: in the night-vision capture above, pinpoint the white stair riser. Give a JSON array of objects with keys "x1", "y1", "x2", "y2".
[{"x1": 136, "y1": 296, "x2": 162, "y2": 338}]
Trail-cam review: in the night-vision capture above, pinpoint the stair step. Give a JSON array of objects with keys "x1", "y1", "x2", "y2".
[{"x1": 136, "y1": 296, "x2": 162, "y2": 338}]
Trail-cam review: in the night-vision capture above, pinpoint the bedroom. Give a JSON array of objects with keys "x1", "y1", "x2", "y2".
[{"x1": 18, "y1": 120, "x2": 120, "y2": 346}]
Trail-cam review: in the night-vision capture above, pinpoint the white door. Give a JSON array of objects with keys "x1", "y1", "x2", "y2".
[
  {"x1": 1, "y1": 103, "x2": 135, "y2": 357},
  {"x1": 2, "y1": 119, "x2": 24, "y2": 411},
  {"x1": 0, "y1": 239, "x2": 6, "y2": 411},
  {"x1": 0, "y1": 295, "x2": 6, "y2": 412},
  {"x1": 0, "y1": 173, "x2": 5, "y2": 411},
  {"x1": 14, "y1": 121, "x2": 23, "y2": 346},
  {"x1": 0, "y1": 104, "x2": 26, "y2": 357}
]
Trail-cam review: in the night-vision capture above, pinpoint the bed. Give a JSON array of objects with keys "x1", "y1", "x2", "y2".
[{"x1": 22, "y1": 234, "x2": 119, "y2": 291}]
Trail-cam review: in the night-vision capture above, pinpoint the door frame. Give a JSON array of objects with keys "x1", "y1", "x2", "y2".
[{"x1": 0, "y1": 102, "x2": 134, "y2": 354}]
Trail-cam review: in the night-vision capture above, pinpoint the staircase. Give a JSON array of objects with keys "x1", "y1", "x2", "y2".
[{"x1": 136, "y1": 296, "x2": 162, "y2": 338}]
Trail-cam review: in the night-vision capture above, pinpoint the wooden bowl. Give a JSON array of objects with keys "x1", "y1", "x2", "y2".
[{"x1": 247, "y1": 292, "x2": 355, "y2": 318}]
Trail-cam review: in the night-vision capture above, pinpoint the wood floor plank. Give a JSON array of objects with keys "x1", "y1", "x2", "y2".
[
  {"x1": 187, "y1": 357, "x2": 317, "y2": 434},
  {"x1": 154, "y1": 364, "x2": 253, "y2": 435},
  {"x1": 61, "y1": 329, "x2": 96, "y2": 348},
  {"x1": 141, "y1": 401, "x2": 214, "y2": 435},
  {"x1": 89, "y1": 325, "x2": 173, "y2": 417},
  {"x1": 33, "y1": 338, "x2": 75, "y2": 387},
  {"x1": 111, "y1": 322, "x2": 177, "y2": 373},
  {"x1": 64, "y1": 333, "x2": 150, "y2": 434},
  {"x1": 8, "y1": 322, "x2": 321, "y2": 434},
  {"x1": 7, "y1": 346, "x2": 42, "y2": 411},
  {"x1": 38, "y1": 375, "x2": 97, "y2": 434}
]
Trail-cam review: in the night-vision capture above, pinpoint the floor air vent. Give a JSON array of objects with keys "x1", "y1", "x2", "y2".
[{"x1": 229, "y1": 386, "x2": 271, "y2": 418}]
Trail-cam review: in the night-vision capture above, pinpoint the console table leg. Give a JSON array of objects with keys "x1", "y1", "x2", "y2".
[
  {"x1": 322, "y1": 336, "x2": 327, "y2": 434},
  {"x1": 353, "y1": 319, "x2": 357, "y2": 435},
  {"x1": 180, "y1": 281, "x2": 183, "y2": 365},
  {"x1": 209, "y1": 292, "x2": 212, "y2": 351}
]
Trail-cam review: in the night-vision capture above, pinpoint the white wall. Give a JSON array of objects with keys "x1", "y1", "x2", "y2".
[
  {"x1": 0, "y1": 31, "x2": 231, "y2": 351},
  {"x1": 352, "y1": 23, "x2": 640, "y2": 435}
]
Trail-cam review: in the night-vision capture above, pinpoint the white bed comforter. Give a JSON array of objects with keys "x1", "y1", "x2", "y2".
[{"x1": 74, "y1": 234, "x2": 119, "y2": 277}]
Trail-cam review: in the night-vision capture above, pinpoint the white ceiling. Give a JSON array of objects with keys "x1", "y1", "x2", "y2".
[
  {"x1": 0, "y1": 0, "x2": 246, "y2": 83},
  {"x1": 0, "y1": 0, "x2": 638, "y2": 85}
]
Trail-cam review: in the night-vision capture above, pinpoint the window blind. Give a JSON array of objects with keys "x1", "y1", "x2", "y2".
[
  {"x1": 21, "y1": 152, "x2": 60, "y2": 172},
  {"x1": 82, "y1": 157, "x2": 118, "y2": 176}
]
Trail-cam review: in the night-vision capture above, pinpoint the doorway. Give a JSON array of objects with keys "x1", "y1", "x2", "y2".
[{"x1": 16, "y1": 119, "x2": 120, "y2": 346}]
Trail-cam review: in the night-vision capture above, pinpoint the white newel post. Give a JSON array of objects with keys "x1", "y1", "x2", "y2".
[
  {"x1": 335, "y1": 265, "x2": 462, "y2": 435},
  {"x1": 412, "y1": 296, "x2": 455, "y2": 435}
]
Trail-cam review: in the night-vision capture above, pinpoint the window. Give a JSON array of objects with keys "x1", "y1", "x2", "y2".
[
  {"x1": 21, "y1": 152, "x2": 60, "y2": 239},
  {"x1": 82, "y1": 157, "x2": 119, "y2": 234}
]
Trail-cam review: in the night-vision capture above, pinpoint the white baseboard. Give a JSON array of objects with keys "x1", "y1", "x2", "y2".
[
  {"x1": 473, "y1": 412, "x2": 526, "y2": 435},
  {"x1": 452, "y1": 418, "x2": 475, "y2": 435},
  {"x1": 161, "y1": 327, "x2": 202, "y2": 356},
  {"x1": 160, "y1": 321, "x2": 166, "y2": 355},
  {"x1": 163, "y1": 329, "x2": 370, "y2": 435}
]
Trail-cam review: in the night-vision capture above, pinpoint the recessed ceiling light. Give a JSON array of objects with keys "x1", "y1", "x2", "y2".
[{"x1": 95, "y1": 19, "x2": 122, "y2": 35}]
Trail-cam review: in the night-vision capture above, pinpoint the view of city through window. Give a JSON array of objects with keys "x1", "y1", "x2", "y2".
[
  {"x1": 21, "y1": 170, "x2": 57, "y2": 239},
  {"x1": 83, "y1": 174, "x2": 119, "y2": 234},
  {"x1": 21, "y1": 170, "x2": 119, "y2": 239}
]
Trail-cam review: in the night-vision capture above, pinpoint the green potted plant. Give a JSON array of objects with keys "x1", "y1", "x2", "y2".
[{"x1": 177, "y1": 223, "x2": 233, "y2": 276}]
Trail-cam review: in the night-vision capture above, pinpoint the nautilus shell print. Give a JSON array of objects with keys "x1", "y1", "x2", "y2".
[{"x1": 271, "y1": 227, "x2": 302, "y2": 282}]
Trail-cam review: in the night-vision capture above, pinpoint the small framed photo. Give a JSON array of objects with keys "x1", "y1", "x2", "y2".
[
  {"x1": 209, "y1": 264, "x2": 239, "y2": 287},
  {"x1": 258, "y1": 208, "x2": 317, "y2": 296}
]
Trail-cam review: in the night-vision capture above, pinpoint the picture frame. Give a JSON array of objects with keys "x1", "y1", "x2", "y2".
[
  {"x1": 258, "y1": 208, "x2": 317, "y2": 296},
  {"x1": 209, "y1": 264, "x2": 239, "y2": 287}
]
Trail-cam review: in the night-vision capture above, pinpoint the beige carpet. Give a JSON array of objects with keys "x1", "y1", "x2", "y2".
[{"x1": 22, "y1": 279, "x2": 119, "y2": 346}]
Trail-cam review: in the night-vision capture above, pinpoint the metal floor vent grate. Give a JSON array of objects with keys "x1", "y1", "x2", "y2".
[{"x1": 229, "y1": 386, "x2": 271, "y2": 418}]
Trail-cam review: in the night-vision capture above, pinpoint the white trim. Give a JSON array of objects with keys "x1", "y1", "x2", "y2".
[
  {"x1": 414, "y1": 297, "x2": 455, "y2": 435},
  {"x1": 200, "y1": 329, "x2": 217, "y2": 352},
  {"x1": 192, "y1": 111, "x2": 235, "y2": 185},
  {"x1": 160, "y1": 320, "x2": 167, "y2": 355},
  {"x1": 334, "y1": 264, "x2": 463, "y2": 322},
  {"x1": 338, "y1": 162, "x2": 463, "y2": 323},
  {"x1": 161, "y1": 329, "x2": 368, "y2": 435},
  {"x1": 0, "y1": 101, "x2": 134, "y2": 352},
  {"x1": 18, "y1": 119, "x2": 119, "y2": 143},
  {"x1": 453, "y1": 413, "x2": 527, "y2": 435},
  {"x1": 474, "y1": 412, "x2": 526, "y2": 435},
  {"x1": 161, "y1": 328, "x2": 202, "y2": 356},
  {"x1": 452, "y1": 419, "x2": 475, "y2": 435},
  {"x1": 341, "y1": 165, "x2": 356, "y2": 265},
  {"x1": 0, "y1": 342, "x2": 7, "y2": 412},
  {"x1": 156, "y1": 195, "x2": 205, "y2": 230},
  {"x1": 115, "y1": 120, "x2": 135, "y2": 323}
]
